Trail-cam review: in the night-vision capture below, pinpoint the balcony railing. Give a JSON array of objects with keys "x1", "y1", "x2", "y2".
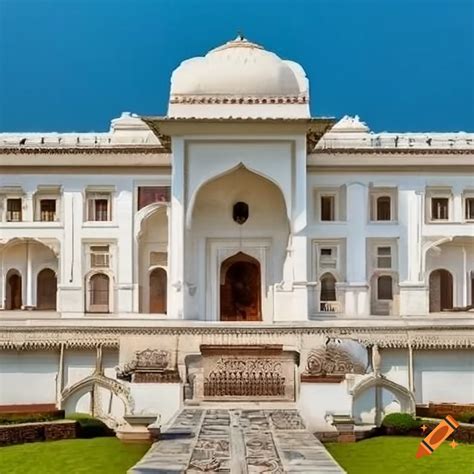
[{"x1": 320, "y1": 301, "x2": 341, "y2": 313}]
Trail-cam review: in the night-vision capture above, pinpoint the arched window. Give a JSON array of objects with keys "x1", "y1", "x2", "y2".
[
  {"x1": 429, "y1": 269, "x2": 453, "y2": 312},
  {"x1": 320, "y1": 273, "x2": 337, "y2": 301},
  {"x1": 149, "y1": 268, "x2": 167, "y2": 314},
  {"x1": 88, "y1": 273, "x2": 110, "y2": 313},
  {"x1": 377, "y1": 275, "x2": 393, "y2": 300},
  {"x1": 6, "y1": 270, "x2": 22, "y2": 310},
  {"x1": 376, "y1": 196, "x2": 391, "y2": 221},
  {"x1": 37, "y1": 268, "x2": 57, "y2": 310}
]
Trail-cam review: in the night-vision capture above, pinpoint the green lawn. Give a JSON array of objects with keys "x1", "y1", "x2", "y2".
[
  {"x1": 0, "y1": 437, "x2": 150, "y2": 474},
  {"x1": 326, "y1": 436, "x2": 474, "y2": 474}
]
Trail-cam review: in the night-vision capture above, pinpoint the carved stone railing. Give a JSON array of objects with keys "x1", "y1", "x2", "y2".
[{"x1": 320, "y1": 301, "x2": 341, "y2": 313}]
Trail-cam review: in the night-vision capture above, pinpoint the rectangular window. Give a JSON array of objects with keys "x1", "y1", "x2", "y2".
[
  {"x1": 90, "y1": 245, "x2": 110, "y2": 268},
  {"x1": 465, "y1": 197, "x2": 474, "y2": 220},
  {"x1": 319, "y1": 247, "x2": 337, "y2": 269},
  {"x1": 6, "y1": 198, "x2": 22, "y2": 222},
  {"x1": 87, "y1": 193, "x2": 111, "y2": 221},
  {"x1": 377, "y1": 246, "x2": 392, "y2": 269},
  {"x1": 40, "y1": 199, "x2": 56, "y2": 222},
  {"x1": 138, "y1": 186, "x2": 171, "y2": 210},
  {"x1": 376, "y1": 196, "x2": 391, "y2": 221},
  {"x1": 321, "y1": 195, "x2": 335, "y2": 221},
  {"x1": 431, "y1": 197, "x2": 449, "y2": 220}
]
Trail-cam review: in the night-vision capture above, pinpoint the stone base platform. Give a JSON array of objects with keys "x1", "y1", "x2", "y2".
[{"x1": 129, "y1": 408, "x2": 345, "y2": 473}]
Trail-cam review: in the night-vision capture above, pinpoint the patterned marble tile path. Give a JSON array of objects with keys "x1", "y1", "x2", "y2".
[{"x1": 129, "y1": 409, "x2": 345, "y2": 473}]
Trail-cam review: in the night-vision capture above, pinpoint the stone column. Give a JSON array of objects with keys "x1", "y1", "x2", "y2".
[
  {"x1": 25, "y1": 240, "x2": 34, "y2": 309},
  {"x1": 408, "y1": 345, "x2": 414, "y2": 393},
  {"x1": 452, "y1": 184, "x2": 463, "y2": 223},
  {"x1": 345, "y1": 182, "x2": 369, "y2": 316},
  {"x1": 398, "y1": 188, "x2": 427, "y2": 315},
  {"x1": 116, "y1": 186, "x2": 134, "y2": 313},
  {"x1": 168, "y1": 138, "x2": 185, "y2": 319},
  {"x1": 57, "y1": 191, "x2": 83, "y2": 313}
]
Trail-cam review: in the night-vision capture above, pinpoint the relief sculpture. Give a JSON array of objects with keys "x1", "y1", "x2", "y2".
[{"x1": 204, "y1": 357, "x2": 285, "y2": 397}]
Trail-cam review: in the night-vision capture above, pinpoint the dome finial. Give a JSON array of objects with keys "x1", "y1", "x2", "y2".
[{"x1": 236, "y1": 31, "x2": 245, "y2": 41}]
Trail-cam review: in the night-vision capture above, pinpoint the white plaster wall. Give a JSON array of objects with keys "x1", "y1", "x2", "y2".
[
  {"x1": 414, "y1": 350, "x2": 474, "y2": 403},
  {"x1": 381, "y1": 349, "x2": 409, "y2": 389},
  {"x1": 129, "y1": 383, "x2": 182, "y2": 425},
  {"x1": 352, "y1": 387, "x2": 403, "y2": 424},
  {"x1": 0, "y1": 351, "x2": 57, "y2": 405},
  {"x1": 102, "y1": 349, "x2": 120, "y2": 379},
  {"x1": 298, "y1": 382, "x2": 352, "y2": 431},
  {"x1": 63, "y1": 350, "x2": 96, "y2": 388}
]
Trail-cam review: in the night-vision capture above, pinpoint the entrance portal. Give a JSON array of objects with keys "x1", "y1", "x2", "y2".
[
  {"x1": 6, "y1": 270, "x2": 22, "y2": 310},
  {"x1": 220, "y1": 252, "x2": 261, "y2": 321}
]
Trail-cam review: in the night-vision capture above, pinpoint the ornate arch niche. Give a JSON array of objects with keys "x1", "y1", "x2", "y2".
[
  {"x1": 350, "y1": 375, "x2": 416, "y2": 425},
  {"x1": 136, "y1": 205, "x2": 169, "y2": 313},
  {"x1": 61, "y1": 374, "x2": 134, "y2": 427}
]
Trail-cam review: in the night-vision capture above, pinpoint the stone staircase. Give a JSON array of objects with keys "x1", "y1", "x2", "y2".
[{"x1": 129, "y1": 408, "x2": 345, "y2": 473}]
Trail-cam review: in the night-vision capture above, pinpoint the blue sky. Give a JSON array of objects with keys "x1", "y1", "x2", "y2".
[{"x1": 0, "y1": 0, "x2": 472, "y2": 132}]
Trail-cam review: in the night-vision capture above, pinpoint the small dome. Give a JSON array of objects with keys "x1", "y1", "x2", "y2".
[{"x1": 170, "y1": 36, "x2": 308, "y2": 99}]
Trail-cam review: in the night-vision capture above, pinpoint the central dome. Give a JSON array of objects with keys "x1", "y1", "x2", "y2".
[{"x1": 170, "y1": 36, "x2": 308, "y2": 99}]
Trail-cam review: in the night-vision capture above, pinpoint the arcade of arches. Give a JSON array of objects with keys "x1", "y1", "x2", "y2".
[{"x1": 2, "y1": 239, "x2": 58, "y2": 311}]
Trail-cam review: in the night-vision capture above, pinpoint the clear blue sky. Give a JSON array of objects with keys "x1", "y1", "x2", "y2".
[{"x1": 0, "y1": 0, "x2": 472, "y2": 132}]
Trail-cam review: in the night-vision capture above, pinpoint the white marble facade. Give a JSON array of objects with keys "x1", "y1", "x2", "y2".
[{"x1": 0, "y1": 36, "x2": 472, "y2": 430}]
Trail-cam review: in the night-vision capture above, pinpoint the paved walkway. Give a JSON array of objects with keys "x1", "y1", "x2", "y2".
[{"x1": 129, "y1": 408, "x2": 345, "y2": 473}]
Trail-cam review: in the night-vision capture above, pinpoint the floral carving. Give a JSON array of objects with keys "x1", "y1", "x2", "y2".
[{"x1": 305, "y1": 341, "x2": 366, "y2": 376}]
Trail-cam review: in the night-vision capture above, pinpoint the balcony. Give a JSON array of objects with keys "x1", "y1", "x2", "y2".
[{"x1": 320, "y1": 301, "x2": 341, "y2": 313}]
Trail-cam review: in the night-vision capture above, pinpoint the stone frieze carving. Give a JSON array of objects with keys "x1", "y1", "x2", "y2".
[
  {"x1": 116, "y1": 348, "x2": 180, "y2": 383},
  {"x1": 304, "y1": 340, "x2": 366, "y2": 377},
  {"x1": 0, "y1": 326, "x2": 472, "y2": 351},
  {"x1": 204, "y1": 357, "x2": 285, "y2": 397}
]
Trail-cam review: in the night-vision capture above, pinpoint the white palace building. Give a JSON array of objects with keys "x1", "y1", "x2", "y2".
[{"x1": 0, "y1": 36, "x2": 473, "y2": 433}]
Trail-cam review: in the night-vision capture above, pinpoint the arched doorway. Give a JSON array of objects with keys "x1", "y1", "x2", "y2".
[
  {"x1": 88, "y1": 273, "x2": 110, "y2": 313},
  {"x1": 6, "y1": 270, "x2": 22, "y2": 310},
  {"x1": 429, "y1": 269, "x2": 453, "y2": 312},
  {"x1": 37, "y1": 268, "x2": 57, "y2": 310},
  {"x1": 220, "y1": 252, "x2": 261, "y2": 321},
  {"x1": 149, "y1": 268, "x2": 167, "y2": 314}
]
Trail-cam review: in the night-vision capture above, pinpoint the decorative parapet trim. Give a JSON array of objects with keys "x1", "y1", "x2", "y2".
[
  {"x1": 0, "y1": 146, "x2": 168, "y2": 155},
  {"x1": 169, "y1": 95, "x2": 308, "y2": 105},
  {"x1": 311, "y1": 148, "x2": 474, "y2": 155},
  {"x1": 0, "y1": 325, "x2": 472, "y2": 350}
]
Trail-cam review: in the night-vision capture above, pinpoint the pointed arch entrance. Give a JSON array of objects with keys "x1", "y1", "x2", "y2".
[
  {"x1": 220, "y1": 252, "x2": 261, "y2": 321},
  {"x1": 429, "y1": 269, "x2": 453, "y2": 312},
  {"x1": 149, "y1": 268, "x2": 167, "y2": 314},
  {"x1": 6, "y1": 270, "x2": 22, "y2": 310},
  {"x1": 37, "y1": 268, "x2": 57, "y2": 310}
]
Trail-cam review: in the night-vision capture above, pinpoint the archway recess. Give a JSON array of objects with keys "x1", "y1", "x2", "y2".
[{"x1": 429, "y1": 269, "x2": 453, "y2": 312}]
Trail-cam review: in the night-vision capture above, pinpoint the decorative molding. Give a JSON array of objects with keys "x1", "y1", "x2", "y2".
[
  {"x1": 312, "y1": 148, "x2": 474, "y2": 155},
  {"x1": 0, "y1": 146, "x2": 168, "y2": 155},
  {"x1": 0, "y1": 325, "x2": 472, "y2": 350},
  {"x1": 169, "y1": 95, "x2": 308, "y2": 105}
]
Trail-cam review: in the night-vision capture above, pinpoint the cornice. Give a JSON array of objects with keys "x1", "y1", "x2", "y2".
[
  {"x1": 169, "y1": 95, "x2": 308, "y2": 105},
  {"x1": 0, "y1": 146, "x2": 168, "y2": 155},
  {"x1": 0, "y1": 325, "x2": 472, "y2": 350},
  {"x1": 312, "y1": 148, "x2": 474, "y2": 155}
]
